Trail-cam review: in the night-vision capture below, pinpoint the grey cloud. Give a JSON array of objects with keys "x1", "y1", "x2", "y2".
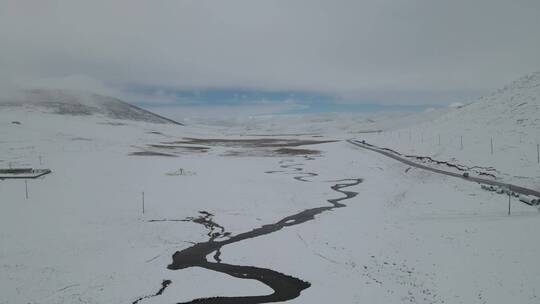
[{"x1": 1, "y1": 0, "x2": 539, "y2": 104}]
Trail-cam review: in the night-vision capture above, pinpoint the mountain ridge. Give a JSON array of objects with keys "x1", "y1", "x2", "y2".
[{"x1": 0, "y1": 88, "x2": 183, "y2": 125}]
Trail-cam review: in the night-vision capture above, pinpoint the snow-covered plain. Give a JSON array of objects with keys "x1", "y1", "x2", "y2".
[{"x1": 1, "y1": 78, "x2": 540, "y2": 304}]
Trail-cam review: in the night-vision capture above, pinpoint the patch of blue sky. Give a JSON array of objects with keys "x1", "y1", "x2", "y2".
[
  {"x1": 129, "y1": 85, "x2": 333, "y2": 106},
  {"x1": 129, "y1": 85, "x2": 436, "y2": 114}
]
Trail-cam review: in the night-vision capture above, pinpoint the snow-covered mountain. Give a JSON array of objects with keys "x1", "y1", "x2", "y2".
[
  {"x1": 435, "y1": 71, "x2": 540, "y2": 132},
  {"x1": 360, "y1": 71, "x2": 540, "y2": 189},
  {"x1": 0, "y1": 89, "x2": 183, "y2": 125}
]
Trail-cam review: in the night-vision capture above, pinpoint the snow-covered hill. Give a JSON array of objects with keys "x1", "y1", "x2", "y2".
[
  {"x1": 435, "y1": 71, "x2": 540, "y2": 133},
  {"x1": 361, "y1": 71, "x2": 540, "y2": 190},
  {"x1": 0, "y1": 89, "x2": 183, "y2": 125}
]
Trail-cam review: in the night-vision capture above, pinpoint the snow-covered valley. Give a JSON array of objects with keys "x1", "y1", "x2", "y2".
[{"x1": 2, "y1": 75, "x2": 540, "y2": 304}]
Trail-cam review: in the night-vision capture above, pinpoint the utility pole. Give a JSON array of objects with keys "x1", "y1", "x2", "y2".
[
  {"x1": 491, "y1": 137, "x2": 494, "y2": 155},
  {"x1": 438, "y1": 134, "x2": 441, "y2": 146},
  {"x1": 25, "y1": 180, "x2": 28, "y2": 200},
  {"x1": 537, "y1": 144, "x2": 539, "y2": 164},
  {"x1": 142, "y1": 191, "x2": 145, "y2": 215},
  {"x1": 460, "y1": 135, "x2": 463, "y2": 150}
]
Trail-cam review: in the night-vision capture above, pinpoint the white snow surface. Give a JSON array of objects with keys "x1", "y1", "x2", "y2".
[
  {"x1": 1, "y1": 74, "x2": 540, "y2": 304},
  {"x1": 359, "y1": 71, "x2": 540, "y2": 190}
]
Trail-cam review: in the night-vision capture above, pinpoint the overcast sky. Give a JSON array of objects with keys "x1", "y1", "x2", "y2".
[{"x1": 1, "y1": 0, "x2": 540, "y2": 108}]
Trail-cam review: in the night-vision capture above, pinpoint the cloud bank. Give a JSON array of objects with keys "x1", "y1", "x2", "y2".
[{"x1": 1, "y1": 0, "x2": 539, "y2": 105}]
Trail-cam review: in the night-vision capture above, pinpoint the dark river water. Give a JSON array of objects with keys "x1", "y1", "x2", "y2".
[{"x1": 138, "y1": 158, "x2": 361, "y2": 304}]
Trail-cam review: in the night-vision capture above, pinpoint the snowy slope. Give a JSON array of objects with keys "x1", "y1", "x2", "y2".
[
  {"x1": 429, "y1": 71, "x2": 540, "y2": 140},
  {"x1": 0, "y1": 89, "x2": 183, "y2": 125},
  {"x1": 360, "y1": 71, "x2": 540, "y2": 190}
]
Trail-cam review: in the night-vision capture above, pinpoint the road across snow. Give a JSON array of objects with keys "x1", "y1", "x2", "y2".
[{"x1": 348, "y1": 139, "x2": 540, "y2": 199}]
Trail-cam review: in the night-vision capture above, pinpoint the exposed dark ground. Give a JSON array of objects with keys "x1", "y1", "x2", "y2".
[
  {"x1": 163, "y1": 138, "x2": 336, "y2": 148},
  {"x1": 129, "y1": 151, "x2": 177, "y2": 157},
  {"x1": 131, "y1": 137, "x2": 334, "y2": 157}
]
